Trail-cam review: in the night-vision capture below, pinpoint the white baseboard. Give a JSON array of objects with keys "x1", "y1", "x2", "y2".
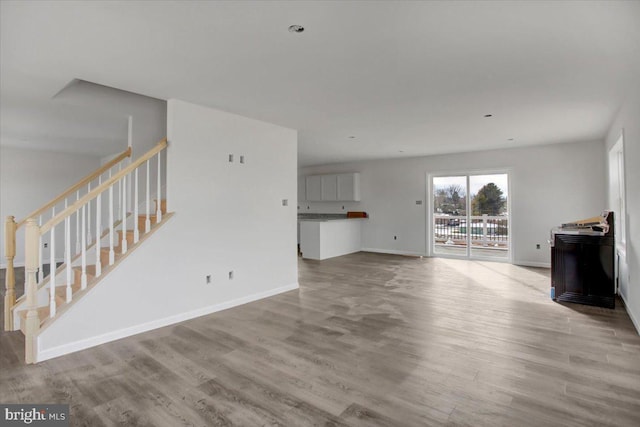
[
  {"x1": 620, "y1": 292, "x2": 640, "y2": 336},
  {"x1": 361, "y1": 248, "x2": 427, "y2": 257},
  {"x1": 513, "y1": 261, "x2": 551, "y2": 268},
  {"x1": 36, "y1": 282, "x2": 300, "y2": 362}
]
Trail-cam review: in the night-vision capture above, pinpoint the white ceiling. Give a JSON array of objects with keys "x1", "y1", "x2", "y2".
[{"x1": 1, "y1": 1, "x2": 639, "y2": 166}]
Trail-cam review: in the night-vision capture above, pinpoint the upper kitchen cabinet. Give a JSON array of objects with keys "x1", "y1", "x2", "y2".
[
  {"x1": 321, "y1": 175, "x2": 338, "y2": 200},
  {"x1": 305, "y1": 175, "x2": 322, "y2": 201},
  {"x1": 337, "y1": 173, "x2": 360, "y2": 201},
  {"x1": 305, "y1": 173, "x2": 360, "y2": 201},
  {"x1": 298, "y1": 175, "x2": 307, "y2": 202}
]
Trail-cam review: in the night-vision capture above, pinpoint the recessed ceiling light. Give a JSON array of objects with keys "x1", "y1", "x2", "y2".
[
  {"x1": 348, "y1": 136, "x2": 356, "y2": 139},
  {"x1": 288, "y1": 25, "x2": 304, "y2": 33},
  {"x1": 484, "y1": 114, "x2": 493, "y2": 118},
  {"x1": 507, "y1": 138, "x2": 514, "y2": 141}
]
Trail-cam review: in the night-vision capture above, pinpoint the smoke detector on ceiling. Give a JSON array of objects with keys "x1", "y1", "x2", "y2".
[{"x1": 288, "y1": 25, "x2": 305, "y2": 33}]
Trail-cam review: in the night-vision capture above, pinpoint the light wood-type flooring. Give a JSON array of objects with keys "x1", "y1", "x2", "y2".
[{"x1": 1, "y1": 253, "x2": 640, "y2": 426}]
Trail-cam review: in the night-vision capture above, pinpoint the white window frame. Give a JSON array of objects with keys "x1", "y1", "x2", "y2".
[
  {"x1": 427, "y1": 169, "x2": 512, "y2": 263},
  {"x1": 608, "y1": 132, "x2": 626, "y2": 254}
]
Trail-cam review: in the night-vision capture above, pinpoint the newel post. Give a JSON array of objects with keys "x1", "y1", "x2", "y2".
[
  {"x1": 24, "y1": 218, "x2": 40, "y2": 364},
  {"x1": 4, "y1": 216, "x2": 16, "y2": 331}
]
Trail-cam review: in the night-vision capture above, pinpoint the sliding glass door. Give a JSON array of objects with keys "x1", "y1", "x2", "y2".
[{"x1": 432, "y1": 173, "x2": 509, "y2": 261}]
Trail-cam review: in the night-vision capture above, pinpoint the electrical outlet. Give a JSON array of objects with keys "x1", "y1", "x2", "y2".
[
  {"x1": 228, "y1": 154, "x2": 234, "y2": 162},
  {"x1": 282, "y1": 199, "x2": 288, "y2": 206},
  {"x1": 228, "y1": 271, "x2": 234, "y2": 280},
  {"x1": 394, "y1": 236, "x2": 397, "y2": 240},
  {"x1": 536, "y1": 244, "x2": 541, "y2": 249},
  {"x1": 240, "y1": 155, "x2": 245, "y2": 164},
  {"x1": 416, "y1": 200, "x2": 423, "y2": 205},
  {"x1": 43, "y1": 243, "x2": 48, "y2": 248},
  {"x1": 206, "y1": 275, "x2": 211, "y2": 284}
]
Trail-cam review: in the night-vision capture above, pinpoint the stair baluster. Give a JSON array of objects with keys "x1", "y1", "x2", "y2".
[
  {"x1": 134, "y1": 168, "x2": 139, "y2": 243},
  {"x1": 108, "y1": 186, "x2": 115, "y2": 265},
  {"x1": 49, "y1": 208, "x2": 56, "y2": 318},
  {"x1": 156, "y1": 151, "x2": 162, "y2": 222},
  {"x1": 96, "y1": 191, "x2": 102, "y2": 277},
  {"x1": 75, "y1": 191, "x2": 81, "y2": 254},
  {"x1": 81, "y1": 204, "x2": 87, "y2": 290},
  {"x1": 87, "y1": 183, "x2": 92, "y2": 245},
  {"x1": 117, "y1": 164, "x2": 122, "y2": 223},
  {"x1": 121, "y1": 174, "x2": 128, "y2": 254},
  {"x1": 145, "y1": 159, "x2": 151, "y2": 233},
  {"x1": 38, "y1": 215, "x2": 43, "y2": 284},
  {"x1": 65, "y1": 215, "x2": 72, "y2": 303}
]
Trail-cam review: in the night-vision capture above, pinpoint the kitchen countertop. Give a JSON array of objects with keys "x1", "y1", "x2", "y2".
[{"x1": 298, "y1": 214, "x2": 366, "y2": 222}]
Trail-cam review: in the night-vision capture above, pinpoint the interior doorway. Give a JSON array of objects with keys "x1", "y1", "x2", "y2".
[{"x1": 431, "y1": 172, "x2": 510, "y2": 261}]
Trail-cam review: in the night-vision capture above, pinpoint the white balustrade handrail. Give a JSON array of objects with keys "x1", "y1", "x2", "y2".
[
  {"x1": 434, "y1": 214, "x2": 508, "y2": 220},
  {"x1": 15, "y1": 147, "x2": 132, "y2": 229},
  {"x1": 40, "y1": 139, "x2": 166, "y2": 235}
]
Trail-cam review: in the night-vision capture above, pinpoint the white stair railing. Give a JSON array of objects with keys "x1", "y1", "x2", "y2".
[
  {"x1": 4, "y1": 139, "x2": 168, "y2": 364},
  {"x1": 4, "y1": 146, "x2": 132, "y2": 332}
]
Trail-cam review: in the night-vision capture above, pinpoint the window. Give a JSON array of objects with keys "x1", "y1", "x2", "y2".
[{"x1": 608, "y1": 133, "x2": 626, "y2": 252}]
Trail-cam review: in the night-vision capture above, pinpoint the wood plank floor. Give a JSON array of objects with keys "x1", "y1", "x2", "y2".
[{"x1": 2, "y1": 253, "x2": 640, "y2": 426}]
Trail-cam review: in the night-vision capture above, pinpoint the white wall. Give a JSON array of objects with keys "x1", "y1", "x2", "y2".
[
  {"x1": 98, "y1": 92, "x2": 167, "y2": 212},
  {"x1": 37, "y1": 99, "x2": 299, "y2": 361},
  {"x1": 300, "y1": 140, "x2": 606, "y2": 267},
  {"x1": 0, "y1": 147, "x2": 102, "y2": 266},
  {"x1": 606, "y1": 90, "x2": 640, "y2": 333}
]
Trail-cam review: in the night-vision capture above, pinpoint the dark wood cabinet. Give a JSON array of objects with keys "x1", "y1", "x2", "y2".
[{"x1": 551, "y1": 212, "x2": 615, "y2": 309}]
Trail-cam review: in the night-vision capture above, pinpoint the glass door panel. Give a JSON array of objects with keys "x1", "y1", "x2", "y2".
[
  {"x1": 469, "y1": 174, "x2": 509, "y2": 260},
  {"x1": 433, "y1": 176, "x2": 468, "y2": 257}
]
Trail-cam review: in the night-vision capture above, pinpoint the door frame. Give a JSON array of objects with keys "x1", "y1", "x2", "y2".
[{"x1": 427, "y1": 168, "x2": 513, "y2": 263}]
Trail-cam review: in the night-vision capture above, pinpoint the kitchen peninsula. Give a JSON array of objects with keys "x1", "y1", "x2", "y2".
[{"x1": 298, "y1": 214, "x2": 366, "y2": 260}]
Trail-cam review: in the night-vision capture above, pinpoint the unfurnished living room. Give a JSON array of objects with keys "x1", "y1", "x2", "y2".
[{"x1": 1, "y1": 1, "x2": 639, "y2": 426}]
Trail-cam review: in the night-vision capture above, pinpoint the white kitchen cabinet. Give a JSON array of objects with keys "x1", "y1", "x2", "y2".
[
  {"x1": 321, "y1": 174, "x2": 338, "y2": 201},
  {"x1": 305, "y1": 175, "x2": 322, "y2": 201},
  {"x1": 298, "y1": 175, "x2": 307, "y2": 202},
  {"x1": 337, "y1": 173, "x2": 360, "y2": 201},
  {"x1": 305, "y1": 172, "x2": 360, "y2": 202},
  {"x1": 299, "y1": 219, "x2": 364, "y2": 260}
]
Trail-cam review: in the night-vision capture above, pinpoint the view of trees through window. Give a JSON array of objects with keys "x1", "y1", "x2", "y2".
[
  {"x1": 434, "y1": 175, "x2": 507, "y2": 216},
  {"x1": 432, "y1": 173, "x2": 509, "y2": 260}
]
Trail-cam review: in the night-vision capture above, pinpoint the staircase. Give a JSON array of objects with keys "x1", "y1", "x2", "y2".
[{"x1": 3, "y1": 138, "x2": 171, "y2": 363}]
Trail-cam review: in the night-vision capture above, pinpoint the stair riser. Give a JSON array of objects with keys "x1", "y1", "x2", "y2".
[
  {"x1": 137, "y1": 216, "x2": 158, "y2": 233},
  {"x1": 100, "y1": 250, "x2": 110, "y2": 268},
  {"x1": 73, "y1": 268, "x2": 95, "y2": 286},
  {"x1": 117, "y1": 230, "x2": 135, "y2": 247},
  {"x1": 155, "y1": 199, "x2": 167, "y2": 215}
]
